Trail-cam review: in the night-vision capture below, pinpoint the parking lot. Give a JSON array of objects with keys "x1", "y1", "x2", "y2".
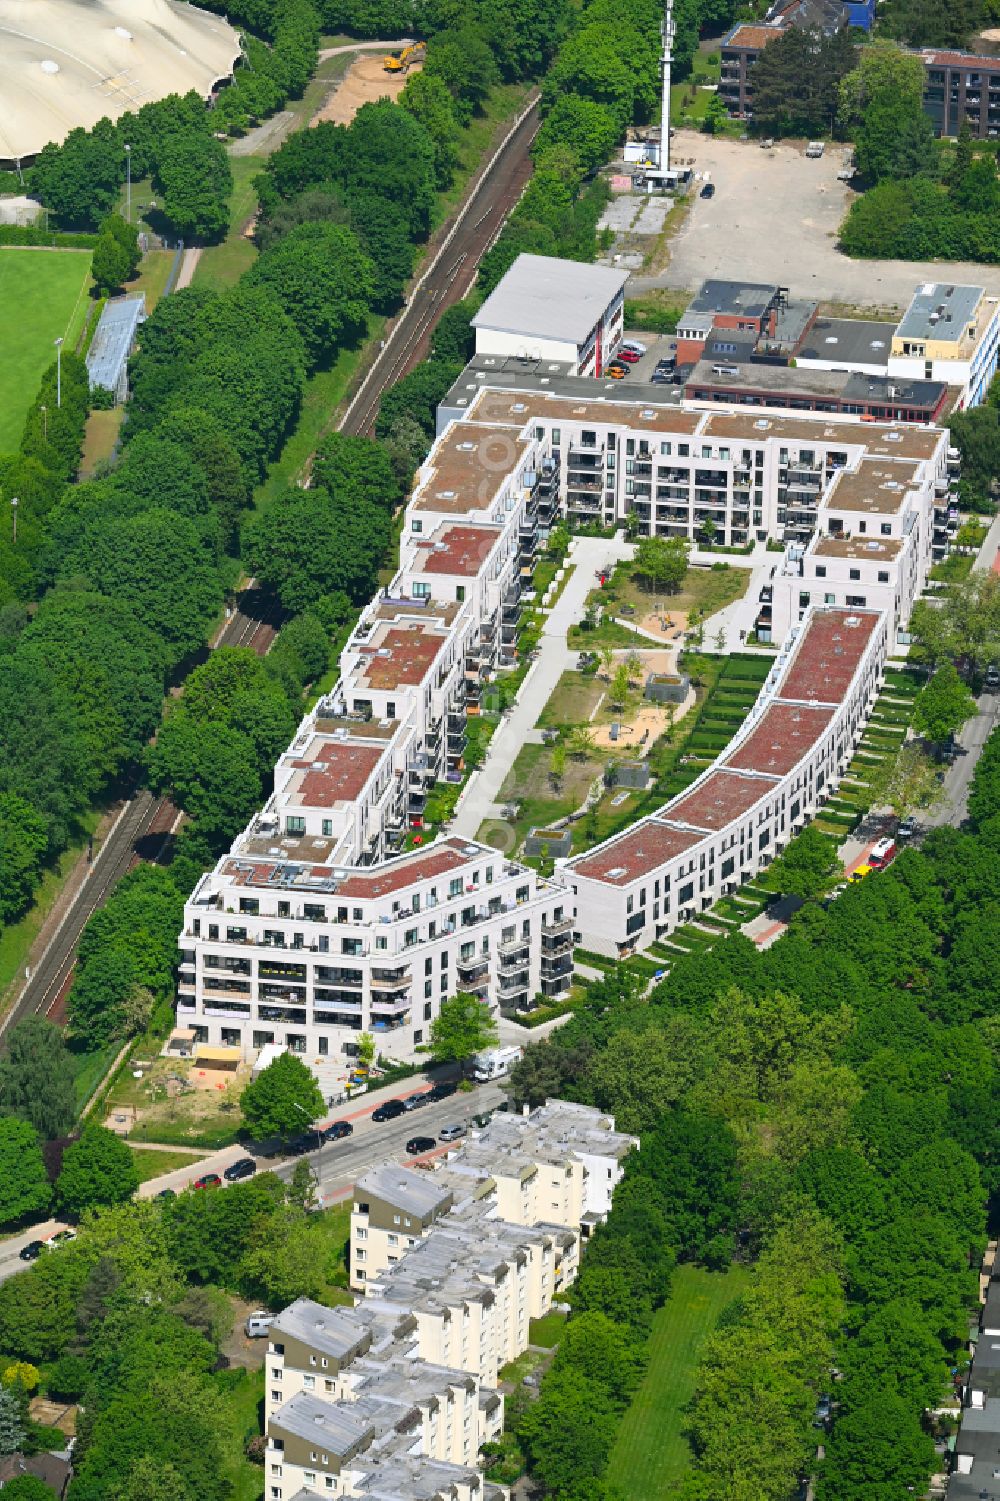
[
  {"x1": 610, "y1": 331, "x2": 678, "y2": 384},
  {"x1": 631, "y1": 130, "x2": 1000, "y2": 310}
]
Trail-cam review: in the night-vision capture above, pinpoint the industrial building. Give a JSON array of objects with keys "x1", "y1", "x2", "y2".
[
  {"x1": 470, "y1": 255, "x2": 627, "y2": 376},
  {"x1": 0, "y1": 0, "x2": 240, "y2": 165}
]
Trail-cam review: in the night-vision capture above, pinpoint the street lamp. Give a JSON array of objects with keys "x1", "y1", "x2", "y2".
[
  {"x1": 292, "y1": 1099, "x2": 323, "y2": 1152},
  {"x1": 54, "y1": 337, "x2": 63, "y2": 408},
  {"x1": 10, "y1": 497, "x2": 17, "y2": 546},
  {"x1": 124, "y1": 143, "x2": 131, "y2": 224}
]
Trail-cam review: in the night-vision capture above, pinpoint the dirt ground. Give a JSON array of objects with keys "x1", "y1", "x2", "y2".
[
  {"x1": 311, "y1": 55, "x2": 422, "y2": 126},
  {"x1": 589, "y1": 648, "x2": 695, "y2": 757}
]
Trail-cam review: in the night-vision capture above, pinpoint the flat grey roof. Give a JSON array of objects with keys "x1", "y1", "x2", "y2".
[
  {"x1": 86, "y1": 293, "x2": 145, "y2": 390},
  {"x1": 271, "y1": 1391, "x2": 397, "y2": 1453},
  {"x1": 896, "y1": 281, "x2": 983, "y2": 343},
  {"x1": 687, "y1": 360, "x2": 946, "y2": 408},
  {"x1": 687, "y1": 279, "x2": 778, "y2": 318},
  {"x1": 796, "y1": 317, "x2": 893, "y2": 369},
  {"x1": 439, "y1": 354, "x2": 683, "y2": 423},
  {"x1": 271, "y1": 1298, "x2": 369, "y2": 1360},
  {"x1": 357, "y1": 1165, "x2": 453, "y2": 1219},
  {"x1": 471, "y1": 254, "x2": 627, "y2": 346}
]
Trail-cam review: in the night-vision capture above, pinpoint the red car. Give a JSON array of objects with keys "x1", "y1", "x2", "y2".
[
  {"x1": 615, "y1": 347, "x2": 640, "y2": 363},
  {"x1": 193, "y1": 1173, "x2": 222, "y2": 1190}
]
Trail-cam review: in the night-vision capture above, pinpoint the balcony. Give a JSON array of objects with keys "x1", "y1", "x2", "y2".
[
  {"x1": 370, "y1": 968, "x2": 410, "y2": 990},
  {"x1": 457, "y1": 955, "x2": 490, "y2": 981},
  {"x1": 499, "y1": 938, "x2": 530, "y2": 966},
  {"x1": 499, "y1": 969, "x2": 530, "y2": 993},
  {"x1": 541, "y1": 955, "x2": 573, "y2": 979}
]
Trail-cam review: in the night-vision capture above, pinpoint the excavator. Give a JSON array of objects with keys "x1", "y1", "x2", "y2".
[{"x1": 382, "y1": 42, "x2": 426, "y2": 72}]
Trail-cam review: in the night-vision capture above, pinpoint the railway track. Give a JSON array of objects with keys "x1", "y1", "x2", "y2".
[
  {"x1": 0, "y1": 585, "x2": 280, "y2": 1046},
  {"x1": 339, "y1": 96, "x2": 539, "y2": 437}
]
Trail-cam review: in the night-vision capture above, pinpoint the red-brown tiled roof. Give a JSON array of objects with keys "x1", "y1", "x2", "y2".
[
  {"x1": 418, "y1": 525, "x2": 501, "y2": 577},
  {"x1": 570, "y1": 821, "x2": 701, "y2": 885},
  {"x1": 296, "y1": 743, "x2": 384, "y2": 806},
  {"x1": 724, "y1": 703, "x2": 833, "y2": 778},
  {"x1": 359, "y1": 627, "x2": 444, "y2": 689},
  {"x1": 778, "y1": 608, "x2": 880, "y2": 705},
  {"x1": 664, "y1": 770, "x2": 776, "y2": 832},
  {"x1": 336, "y1": 840, "x2": 479, "y2": 898}
]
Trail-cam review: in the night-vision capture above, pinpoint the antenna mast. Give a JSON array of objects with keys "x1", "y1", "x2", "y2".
[{"x1": 660, "y1": 0, "x2": 674, "y2": 172}]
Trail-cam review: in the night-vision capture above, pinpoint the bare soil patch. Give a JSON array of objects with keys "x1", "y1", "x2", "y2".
[{"x1": 311, "y1": 55, "x2": 422, "y2": 126}]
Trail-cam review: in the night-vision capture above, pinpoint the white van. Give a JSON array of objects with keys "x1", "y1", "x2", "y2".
[
  {"x1": 246, "y1": 1312, "x2": 275, "y2": 1338},
  {"x1": 470, "y1": 1046, "x2": 523, "y2": 1083}
]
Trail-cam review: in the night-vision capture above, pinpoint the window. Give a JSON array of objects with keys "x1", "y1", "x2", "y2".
[
  {"x1": 815, "y1": 565, "x2": 826, "y2": 578},
  {"x1": 849, "y1": 568, "x2": 860, "y2": 581},
  {"x1": 285, "y1": 816, "x2": 305, "y2": 835},
  {"x1": 881, "y1": 522, "x2": 892, "y2": 535},
  {"x1": 412, "y1": 519, "x2": 422, "y2": 533},
  {"x1": 413, "y1": 581, "x2": 430, "y2": 599},
  {"x1": 877, "y1": 570, "x2": 889, "y2": 583},
  {"x1": 457, "y1": 586, "x2": 466, "y2": 603}
]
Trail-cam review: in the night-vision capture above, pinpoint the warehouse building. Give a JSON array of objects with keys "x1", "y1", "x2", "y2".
[{"x1": 471, "y1": 254, "x2": 627, "y2": 377}]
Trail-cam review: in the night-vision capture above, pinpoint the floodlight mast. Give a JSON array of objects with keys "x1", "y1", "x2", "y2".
[{"x1": 660, "y1": 0, "x2": 675, "y2": 172}]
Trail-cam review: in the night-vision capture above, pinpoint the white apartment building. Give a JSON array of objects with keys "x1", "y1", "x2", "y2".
[
  {"x1": 888, "y1": 281, "x2": 1000, "y2": 409},
  {"x1": 470, "y1": 254, "x2": 627, "y2": 376},
  {"x1": 562, "y1": 605, "x2": 888, "y2": 956},
  {"x1": 179, "y1": 368, "x2": 953, "y2": 1041},
  {"x1": 263, "y1": 1101, "x2": 634, "y2": 1501}
]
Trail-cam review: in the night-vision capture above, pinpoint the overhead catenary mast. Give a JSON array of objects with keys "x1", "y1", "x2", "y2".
[{"x1": 660, "y1": 0, "x2": 674, "y2": 172}]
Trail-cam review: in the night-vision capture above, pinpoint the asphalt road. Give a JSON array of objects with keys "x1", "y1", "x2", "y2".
[
  {"x1": 0, "y1": 586, "x2": 279, "y2": 1048},
  {"x1": 338, "y1": 96, "x2": 539, "y2": 437},
  {"x1": 920, "y1": 687, "x2": 1000, "y2": 829},
  {"x1": 0, "y1": 1081, "x2": 505, "y2": 1285}
]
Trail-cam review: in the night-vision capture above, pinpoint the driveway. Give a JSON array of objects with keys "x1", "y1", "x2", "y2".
[{"x1": 631, "y1": 131, "x2": 1000, "y2": 309}]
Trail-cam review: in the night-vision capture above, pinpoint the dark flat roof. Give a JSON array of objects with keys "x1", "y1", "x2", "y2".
[
  {"x1": 687, "y1": 279, "x2": 779, "y2": 319},
  {"x1": 796, "y1": 317, "x2": 893, "y2": 369}
]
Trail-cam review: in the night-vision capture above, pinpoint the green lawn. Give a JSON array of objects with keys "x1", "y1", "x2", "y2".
[
  {"x1": 128, "y1": 1147, "x2": 209, "y2": 1184},
  {"x1": 611, "y1": 1263, "x2": 751, "y2": 1499},
  {"x1": 193, "y1": 156, "x2": 262, "y2": 293},
  {"x1": 0, "y1": 248, "x2": 94, "y2": 449}
]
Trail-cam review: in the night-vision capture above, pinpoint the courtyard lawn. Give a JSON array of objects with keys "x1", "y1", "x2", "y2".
[
  {"x1": 127, "y1": 1147, "x2": 209, "y2": 1184},
  {"x1": 0, "y1": 248, "x2": 93, "y2": 449},
  {"x1": 610, "y1": 1263, "x2": 751, "y2": 1499}
]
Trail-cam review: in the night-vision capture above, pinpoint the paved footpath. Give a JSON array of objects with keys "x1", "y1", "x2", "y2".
[{"x1": 451, "y1": 535, "x2": 634, "y2": 839}]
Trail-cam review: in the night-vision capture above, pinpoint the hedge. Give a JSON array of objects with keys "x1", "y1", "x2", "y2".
[{"x1": 0, "y1": 224, "x2": 98, "y2": 248}]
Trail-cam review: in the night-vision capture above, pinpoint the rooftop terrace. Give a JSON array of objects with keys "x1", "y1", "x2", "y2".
[{"x1": 825, "y1": 458, "x2": 920, "y2": 514}]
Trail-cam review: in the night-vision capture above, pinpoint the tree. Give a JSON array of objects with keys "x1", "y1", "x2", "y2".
[
  {"x1": 864, "y1": 742, "x2": 944, "y2": 818},
  {"x1": 239, "y1": 1052, "x2": 325, "y2": 1142},
  {"x1": 0, "y1": 1120, "x2": 50, "y2": 1227},
  {"x1": 400, "y1": 72, "x2": 461, "y2": 188},
  {"x1": 839, "y1": 42, "x2": 936, "y2": 185},
  {"x1": 243, "y1": 487, "x2": 390, "y2": 611},
  {"x1": 111, "y1": 1457, "x2": 194, "y2": 1501},
  {"x1": 46, "y1": 1352, "x2": 89, "y2": 1401},
  {"x1": 764, "y1": 825, "x2": 839, "y2": 900},
  {"x1": 91, "y1": 231, "x2": 132, "y2": 295},
  {"x1": 146, "y1": 716, "x2": 262, "y2": 851},
  {"x1": 357, "y1": 1032, "x2": 376, "y2": 1069},
  {"x1": 2, "y1": 1363, "x2": 38, "y2": 1395},
  {"x1": 634, "y1": 535, "x2": 688, "y2": 593},
  {"x1": 154, "y1": 136, "x2": 233, "y2": 241},
  {"x1": 842, "y1": 1300, "x2": 948, "y2": 1414},
  {"x1": 586, "y1": 1020, "x2": 702, "y2": 1133},
  {"x1": 56, "y1": 1125, "x2": 139, "y2": 1217},
  {"x1": 0, "y1": 1017, "x2": 76, "y2": 1140},
  {"x1": 817, "y1": 1395, "x2": 935, "y2": 1501},
  {"x1": 479, "y1": 0, "x2": 570, "y2": 81},
  {"x1": 247, "y1": 222, "x2": 374, "y2": 369},
  {"x1": 0, "y1": 794, "x2": 48, "y2": 925},
  {"x1": 311, "y1": 433, "x2": 401, "y2": 512},
  {"x1": 0, "y1": 1387, "x2": 25, "y2": 1456},
  {"x1": 749, "y1": 26, "x2": 855, "y2": 138},
  {"x1": 428, "y1": 993, "x2": 498, "y2": 1065},
  {"x1": 287, "y1": 1160, "x2": 319, "y2": 1213},
  {"x1": 913, "y1": 663, "x2": 977, "y2": 748},
  {"x1": 565, "y1": 726, "x2": 595, "y2": 760},
  {"x1": 0, "y1": 1478, "x2": 60, "y2": 1501},
  {"x1": 610, "y1": 662, "x2": 631, "y2": 708}
]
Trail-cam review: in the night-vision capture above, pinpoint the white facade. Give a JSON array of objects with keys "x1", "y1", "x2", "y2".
[
  {"x1": 888, "y1": 282, "x2": 1000, "y2": 409},
  {"x1": 471, "y1": 255, "x2": 627, "y2": 376},
  {"x1": 562, "y1": 605, "x2": 889, "y2": 957}
]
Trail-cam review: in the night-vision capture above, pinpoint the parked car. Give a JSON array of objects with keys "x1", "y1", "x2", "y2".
[
  {"x1": 44, "y1": 1229, "x2": 77, "y2": 1247},
  {"x1": 19, "y1": 1240, "x2": 44, "y2": 1262},
  {"x1": 615, "y1": 347, "x2": 640, "y2": 363},
  {"x1": 986, "y1": 664, "x2": 999, "y2": 689},
  {"x1": 372, "y1": 1098, "x2": 406, "y2": 1122},
  {"x1": 439, "y1": 1123, "x2": 467, "y2": 1143},
  {"x1": 406, "y1": 1136, "x2": 437, "y2": 1155},
  {"x1": 848, "y1": 863, "x2": 873, "y2": 883},
  {"x1": 426, "y1": 1080, "x2": 457, "y2": 1102},
  {"x1": 700, "y1": 181, "x2": 715, "y2": 198},
  {"x1": 245, "y1": 1311, "x2": 275, "y2": 1338},
  {"x1": 224, "y1": 1157, "x2": 257, "y2": 1182},
  {"x1": 621, "y1": 339, "x2": 648, "y2": 355},
  {"x1": 655, "y1": 355, "x2": 676, "y2": 371},
  {"x1": 403, "y1": 1091, "x2": 430, "y2": 1111},
  {"x1": 323, "y1": 1120, "x2": 354, "y2": 1142},
  {"x1": 286, "y1": 1132, "x2": 318, "y2": 1155},
  {"x1": 606, "y1": 363, "x2": 628, "y2": 380},
  {"x1": 896, "y1": 816, "x2": 917, "y2": 841},
  {"x1": 650, "y1": 370, "x2": 672, "y2": 384},
  {"x1": 194, "y1": 1173, "x2": 222, "y2": 1190}
]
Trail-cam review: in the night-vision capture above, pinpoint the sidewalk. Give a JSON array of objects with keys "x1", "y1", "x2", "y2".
[{"x1": 451, "y1": 536, "x2": 634, "y2": 838}]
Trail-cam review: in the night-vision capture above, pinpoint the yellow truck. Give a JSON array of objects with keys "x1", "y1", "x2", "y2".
[{"x1": 383, "y1": 42, "x2": 426, "y2": 72}]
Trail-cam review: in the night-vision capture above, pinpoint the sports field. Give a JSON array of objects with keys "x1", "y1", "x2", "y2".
[
  {"x1": 609, "y1": 1263, "x2": 752, "y2": 1498},
  {"x1": 0, "y1": 247, "x2": 93, "y2": 451}
]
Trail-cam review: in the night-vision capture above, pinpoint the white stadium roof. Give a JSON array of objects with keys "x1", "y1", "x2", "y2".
[{"x1": 0, "y1": 0, "x2": 242, "y2": 164}]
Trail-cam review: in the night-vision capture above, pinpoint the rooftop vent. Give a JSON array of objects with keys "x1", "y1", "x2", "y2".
[{"x1": 606, "y1": 867, "x2": 626, "y2": 878}]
